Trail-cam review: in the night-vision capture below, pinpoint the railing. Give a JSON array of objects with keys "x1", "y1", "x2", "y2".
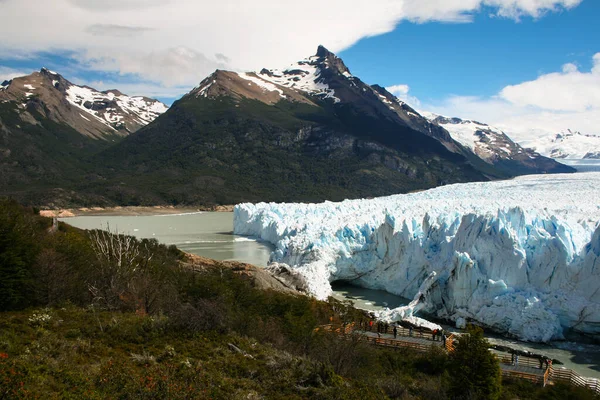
[
  {"x1": 360, "y1": 324, "x2": 438, "y2": 340},
  {"x1": 360, "y1": 336, "x2": 437, "y2": 352},
  {"x1": 490, "y1": 350, "x2": 543, "y2": 369},
  {"x1": 319, "y1": 323, "x2": 600, "y2": 394},
  {"x1": 550, "y1": 367, "x2": 600, "y2": 395}
]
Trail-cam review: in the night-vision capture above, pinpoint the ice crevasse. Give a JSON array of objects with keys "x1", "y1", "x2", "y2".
[{"x1": 234, "y1": 173, "x2": 600, "y2": 342}]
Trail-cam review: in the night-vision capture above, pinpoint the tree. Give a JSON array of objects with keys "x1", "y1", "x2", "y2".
[{"x1": 447, "y1": 325, "x2": 502, "y2": 400}]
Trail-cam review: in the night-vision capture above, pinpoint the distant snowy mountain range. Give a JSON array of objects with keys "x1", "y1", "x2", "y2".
[
  {"x1": 510, "y1": 129, "x2": 600, "y2": 160},
  {"x1": 422, "y1": 113, "x2": 558, "y2": 170},
  {"x1": 0, "y1": 68, "x2": 167, "y2": 139},
  {"x1": 422, "y1": 113, "x2": 600, "y2": 161}
]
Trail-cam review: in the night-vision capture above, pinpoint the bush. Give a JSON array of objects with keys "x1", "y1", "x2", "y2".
[{"x1": 447, "y1": 325, "x2": 502, "y2": 400}]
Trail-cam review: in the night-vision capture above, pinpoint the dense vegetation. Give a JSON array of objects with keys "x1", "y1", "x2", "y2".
[{"x1": 1, "y1": 199, "x2": 598, "y2": 399}]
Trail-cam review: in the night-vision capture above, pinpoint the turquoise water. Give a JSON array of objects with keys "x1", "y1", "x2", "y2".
[{"x1": 60, "y1": 212, "x2": 273, "y2": 267}]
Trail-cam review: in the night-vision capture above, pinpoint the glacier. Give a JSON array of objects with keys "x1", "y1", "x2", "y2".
[{"x1": 234, "y1": 173, "x2": 600, "y2": 342}]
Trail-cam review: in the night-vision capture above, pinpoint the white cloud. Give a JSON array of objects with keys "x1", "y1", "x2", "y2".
[
  {"x1": 425, "y1": 53, "x2": 600, "y2": 140},
  {"x1": 0, "y1": 66, "x2": 30, "y2": 82},
  {"x1": 0, "y1": 0, "x2": 582, "y2": 95},
  {"x1": 499, "y1": 53, "x2": 600, "y2": 112},
  {"x1": 386, "y1": 84, "x2": 421, "y2": 106}
]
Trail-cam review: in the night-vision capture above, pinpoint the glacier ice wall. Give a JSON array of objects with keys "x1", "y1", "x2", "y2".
[{"x1": 234, "y1": 173, "x2": 600, "y2": 342}]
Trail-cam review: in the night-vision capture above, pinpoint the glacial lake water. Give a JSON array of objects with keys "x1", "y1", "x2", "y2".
[{"x1": 61, "y1": 211, "x2": 600, "y2": 379}]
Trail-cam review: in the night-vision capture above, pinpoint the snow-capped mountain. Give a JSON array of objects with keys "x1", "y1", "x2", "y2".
[
  {"x1": 424, "y1": 114, "x2": 570, "y2": 175},
  {"x1": 191, "y1": 46, "x2": 461, "y2": 152},
  {"x1": 0, "y1": 68, "x2": 167, "y2": 139},
  {"x1": 511, "y1": 129, "x2": 600, "y2": 160},
  {"x1": 108, "y1": 45, "x2": 499, "y2": 205},
  {"x1": 188, "y1": 46, "x2": 571, "y2": 178}
]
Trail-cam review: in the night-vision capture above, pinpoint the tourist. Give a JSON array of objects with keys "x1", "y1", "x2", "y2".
[{"x1": 393, "y1": 326, "x2": 397, "y2": 339}]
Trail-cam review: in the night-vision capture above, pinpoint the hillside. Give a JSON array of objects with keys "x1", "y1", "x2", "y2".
[
  {"x1": 1, "y1": 199, "x2": 596, "y2": 399},
  {"x1": 93, "y1": 47, "x2": 493, "y2": 205},
  {"x1": 0, "y1": 69, "x2": 167, "y2": 206}
]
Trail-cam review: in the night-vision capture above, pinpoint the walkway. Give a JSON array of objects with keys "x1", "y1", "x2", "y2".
[
  {"x1": 321, "y1": 324, "x2": 549, "y2": 386},
  {"x1": 321, "y1": 323, "x2": 599, "y2": 393}
]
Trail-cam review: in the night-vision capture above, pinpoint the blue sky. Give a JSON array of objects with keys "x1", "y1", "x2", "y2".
[
  {"x1": 339, "y1": 0, "x2": 599, "y2": 105},
  {"x1": 0, "y1": 0, "x2": 598, "y2": 136}
]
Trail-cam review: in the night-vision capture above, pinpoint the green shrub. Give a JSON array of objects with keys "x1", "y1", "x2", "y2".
[{"x1": 447, "y1": 325, "x2": 502, "y2": 400}]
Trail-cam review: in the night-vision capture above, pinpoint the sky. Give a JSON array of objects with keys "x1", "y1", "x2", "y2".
[{"x1": 0, "y1": 0, "x2": 598, "y2": 138}]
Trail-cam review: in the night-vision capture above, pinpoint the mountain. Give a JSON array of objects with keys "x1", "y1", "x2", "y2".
[
  {"x1": 0, "y1": 68, "x2": 167, "y2": 138},
  {"x1": 0, "y1": 48, "x2": 575, "y2": 207},
  {"x1": 423, "y1": 114, "x2": 574, "y2": 175},
  {"x1": 509, "y1": 128, "x2": 600, "y2": 160},
  {"x1": 0, "y1": 69, "x2": 167, "y2": 205},
  {"x1": 94, "y1": 46, "x2": 495, "y2": 205}
]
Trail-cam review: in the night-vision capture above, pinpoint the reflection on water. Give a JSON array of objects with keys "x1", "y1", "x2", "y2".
[{"x1": 60, "y1": 212, "x2": 273, "y2": 267}]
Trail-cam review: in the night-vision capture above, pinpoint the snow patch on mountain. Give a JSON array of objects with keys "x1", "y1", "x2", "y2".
[
  {"x1": 423, "y1": 113, "x2": 543, "y2": 164},
  {"x1": 515, "y1": 129, "x2": 600, "y2": 159},
  {"x1": 66, "y1": 84, "x2": 167, "y2": 131},
  {"x1": 234, "y1": 173, "x2": 600, "y2": 342},
  {"x1": 258, "y1": 55, "x2": 341, "y2": 103}
]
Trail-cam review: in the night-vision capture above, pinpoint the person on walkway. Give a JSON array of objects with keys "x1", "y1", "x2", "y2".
[
  {"x1": 442, "y1": 333, "x2": 447, "y2": 347},
  {"x1": 515, "y1": 355, "x2": 519, "y2": 366},
  {"x1": 432, "y1": 329, "x2": 437, "y2": 341},
  {"x1": 393, "y1": 326, "x2": 397, "y2": 339},
  {"x1": 368, "y1": 320, "x2": 373, "y2": 331},
  {"x1": 384, "y1": 322, "x2": 389, "y2": 334},
  {"x1": 409, "y1": 326, "x2": 413, "y2": 337}
]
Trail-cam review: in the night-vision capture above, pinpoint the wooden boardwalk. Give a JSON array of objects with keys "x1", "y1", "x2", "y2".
[
  {"x1": 321, "y1": 324, "x2": 551, "y2": 386},
  {"x1": 319, "y1": 323, "x2": 599, "y2": 393},
  {"x1": 500, "y1": 363, "x2": 545, "y2": 384}
]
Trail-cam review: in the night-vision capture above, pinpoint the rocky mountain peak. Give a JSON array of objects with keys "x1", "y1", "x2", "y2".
[{"x1": 314, "y1": 45, "x2": 351, "y2": 76}]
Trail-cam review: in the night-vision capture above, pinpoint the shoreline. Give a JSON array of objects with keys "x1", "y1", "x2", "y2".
[{"x1": 41, "y1": 204, "x2": 235, "y2": 218}]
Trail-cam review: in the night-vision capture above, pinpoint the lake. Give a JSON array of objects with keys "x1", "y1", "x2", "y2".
[
  {"x1": 61, "y1": 210, "x2": 600, "y2": 379},
  {"x1": 61, "y1": 212, "x2": 273, "y2": 267}
]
